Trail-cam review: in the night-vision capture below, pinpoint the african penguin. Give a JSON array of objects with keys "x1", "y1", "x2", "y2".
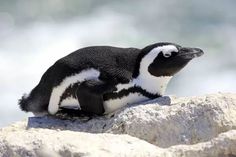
[{"x1": 19, "y1": 42, "x2": 204, "y2": 116}]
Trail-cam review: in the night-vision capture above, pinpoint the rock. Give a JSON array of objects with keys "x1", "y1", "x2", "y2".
[
  {"x1": 167, "y1": 130, "x2": 236, "y2": 157},
  {"x1": 0, "y1": 93, "x2": 236, "y2": 157},
  {"x1": 0, "y1": 121, "x2": 162, "y2": 157}
]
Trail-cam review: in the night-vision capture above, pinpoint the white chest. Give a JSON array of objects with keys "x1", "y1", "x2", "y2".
[{"x1": 103, "y1": 75, "x2": 171, "y2": 114}]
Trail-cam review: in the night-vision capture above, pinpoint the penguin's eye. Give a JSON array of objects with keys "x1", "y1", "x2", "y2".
[
  {"x1": 162, "y1": 51, "x2": 178, "y2": 58},
  {"x1": 161, "y1": 51, "x2": 172, "y2": 58},
  {"x1": 163, "y1": 53, "x2": 171, "y2": 57}
]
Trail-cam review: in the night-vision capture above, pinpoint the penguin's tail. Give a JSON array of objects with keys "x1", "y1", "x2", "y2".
[
  {"x1": 19, "y1": 64, "x2": 55, "y2": 114},
  {"x1": 18, "y1": 94, "x2": 32, "y2": 112},
  {"x1": 18, "y1": 91, "x2": 48, "y2": 113}
]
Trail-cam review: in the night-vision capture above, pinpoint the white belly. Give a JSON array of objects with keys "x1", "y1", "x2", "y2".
[{"x1": 103, "y1": 93, "x2": 149, "y2": 114}]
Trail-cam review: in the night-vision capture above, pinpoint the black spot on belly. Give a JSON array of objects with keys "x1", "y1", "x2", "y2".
[
  {"x1": 103, "y1": 86, "x2": 161, "y2": 101},
  {"x1": 59, "y1": 83, "x2": 80, "y2": 105}
]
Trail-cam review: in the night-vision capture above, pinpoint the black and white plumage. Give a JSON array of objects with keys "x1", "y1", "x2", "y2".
[{"x1": 19, "y1": 42, "x2": 204, "y2": 116}]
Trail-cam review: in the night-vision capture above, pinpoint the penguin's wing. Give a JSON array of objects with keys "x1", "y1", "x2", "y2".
[
  {"x1": 76, "y1": 80, "x2": 117, "y2": 115},
  {"x1": 113, "y1": 69, "x2": 133, "y2": 83},
  {"x1": 99, "y1": 68, "x2": 133, "y2": 84}
]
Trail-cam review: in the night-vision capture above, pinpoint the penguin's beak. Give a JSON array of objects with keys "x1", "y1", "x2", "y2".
[{"x1": 178, "y1": 47, "x2": 204, "y2": 59}]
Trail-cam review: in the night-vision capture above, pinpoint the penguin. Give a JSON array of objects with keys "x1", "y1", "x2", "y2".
[{"x1": 18, "y1": 42, "x2": 204, "y2": 116}]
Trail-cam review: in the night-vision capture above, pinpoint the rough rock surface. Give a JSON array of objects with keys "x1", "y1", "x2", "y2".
[{"x1": 0, "y1": 93, "x2": 236, "y2": 157}]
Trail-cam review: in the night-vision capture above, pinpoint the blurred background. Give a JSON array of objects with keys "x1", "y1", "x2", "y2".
[{"x1": 0, "y1": 0, "x2": 236, "y2": 127}]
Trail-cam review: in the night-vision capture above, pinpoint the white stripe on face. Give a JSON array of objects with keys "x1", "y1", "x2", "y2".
[{"x1": 134, "y1": 45, "x2": 176, "y2": 94}]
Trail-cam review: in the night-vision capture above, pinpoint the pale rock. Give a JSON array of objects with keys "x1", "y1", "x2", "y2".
[
  {"x1": 0, "y1": 121, "x2": 161, "y2": 157},
  {"x1": 0, "y1": 93, "x2": 236, "y2": 157}
]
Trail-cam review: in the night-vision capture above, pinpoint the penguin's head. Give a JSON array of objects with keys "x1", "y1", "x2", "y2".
[{"x1": 141, "y1": 42, "x2": 204, "y2": 77}]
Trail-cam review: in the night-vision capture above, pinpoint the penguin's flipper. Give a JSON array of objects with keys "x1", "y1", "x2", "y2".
[{"x1": 76, "y1": 80, "x2": 116, "y2": 115}]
